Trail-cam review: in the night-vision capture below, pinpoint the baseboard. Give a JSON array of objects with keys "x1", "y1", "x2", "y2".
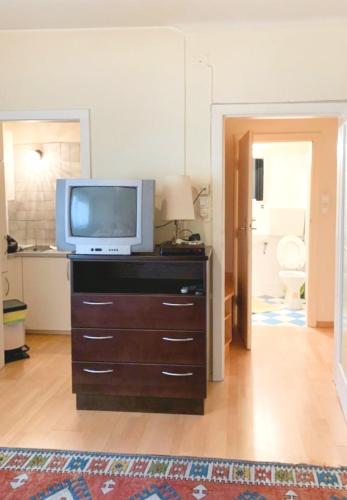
[
  {"x1": 316, "y1": 321, "x2": 334, "y2": 328},
  {"x1": 26, "y1": 329, "x2": 71, "y2": 335}
]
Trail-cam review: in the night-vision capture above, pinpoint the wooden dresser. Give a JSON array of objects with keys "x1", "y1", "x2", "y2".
[{"x1": 69, "y1": 249, "x2": 211, "y2": 415}]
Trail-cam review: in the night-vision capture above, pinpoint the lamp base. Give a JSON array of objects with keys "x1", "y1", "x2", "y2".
[{"x1": 172, "y1": 220, "x2": 180, "y2": 243}]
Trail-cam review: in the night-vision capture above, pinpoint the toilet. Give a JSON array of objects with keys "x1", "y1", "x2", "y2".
[{"x1": 277, "y1": 235, "x2": 306, "y2": 310}]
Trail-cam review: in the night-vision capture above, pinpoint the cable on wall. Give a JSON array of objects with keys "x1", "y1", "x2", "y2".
[{"x1": 183, "y1": 35, "x2": 187, "y2": 175}]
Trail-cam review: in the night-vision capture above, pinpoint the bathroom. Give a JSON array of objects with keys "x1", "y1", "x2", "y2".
[{"x1": 251, "y1": 141, "x2": 311, "y2": 327}]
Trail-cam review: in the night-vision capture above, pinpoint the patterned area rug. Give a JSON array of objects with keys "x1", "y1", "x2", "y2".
[{"x1": 0, "y1": 448, "x2": 346, "y2": 499}]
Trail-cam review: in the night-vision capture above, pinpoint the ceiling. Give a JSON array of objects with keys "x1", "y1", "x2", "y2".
[{"x1": 0, "y1": 0, "x2": 347, "y2": 30}]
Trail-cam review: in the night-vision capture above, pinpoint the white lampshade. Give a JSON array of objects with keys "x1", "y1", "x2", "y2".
[{"x1": 161, "y1": 175, "x2": 195, "y2": 221}]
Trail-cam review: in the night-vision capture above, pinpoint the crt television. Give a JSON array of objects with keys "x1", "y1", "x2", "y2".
[{"x1": 56, "y1": 179, "x2": 155, "y2": 255}]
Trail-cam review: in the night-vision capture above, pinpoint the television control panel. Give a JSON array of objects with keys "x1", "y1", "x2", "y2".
[{"x1": 75, "y1": 244, "x2": 131, "y2": 255}]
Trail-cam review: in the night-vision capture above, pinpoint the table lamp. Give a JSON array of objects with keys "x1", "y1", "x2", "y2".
[{"x1": 161, "y1": 174, "x2": 195, "y2": 242}]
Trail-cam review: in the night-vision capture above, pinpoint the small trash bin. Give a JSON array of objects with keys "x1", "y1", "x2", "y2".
[{"x1": 3, "y1": 299, "x2": 30, "y2": 363}]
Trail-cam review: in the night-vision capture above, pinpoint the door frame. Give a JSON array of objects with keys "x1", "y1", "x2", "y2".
[
  {"x1": 211, "y1": 101, "x2": 347, "y2": 382},
  {"x1": 334, "y1": 119, "x2": 347, "y2": 420},
  {"x1": 0, "y1": 110, "x2": 91, "y2": 177}
]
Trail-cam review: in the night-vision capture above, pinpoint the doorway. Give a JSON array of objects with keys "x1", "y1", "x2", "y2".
[
  {"x1": 224, "y1": 117, "x2": 338, "y2": 350},
  {"x1": 0, "y1": 110, "x2": 90, "y2": 368},
  {"x1": 210, "y1": 102, "x2": 347, "y2": 383},
  {"x1": 2, "y1": 120, "x2": 83, "y2": 250},
  {"x1": 251, "y1": 140, "x2": 311, "y2": 329}
]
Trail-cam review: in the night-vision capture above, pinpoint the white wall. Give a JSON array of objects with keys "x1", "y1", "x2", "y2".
[
  {"x1": 186, "y1": 20, "x2": 347, "y2": 103},
  {"x1": 0, "y1": 21, "x2": 347, "y2": 315},
  {"x1": 1, "y1": 21, "x2": 347, "y2": 241},
  {"x1": 0, "y1": 29, "x2": 185, "y2": 184},
  {"x1": 253, "y1": 142, "x2": 311, "y2": 210},
  {"x1": 185, "y1": 19, "x2": 347, "y2": 244},
  {"x1": 0, "y1": 28, "x2": 189, "y2": 240}
]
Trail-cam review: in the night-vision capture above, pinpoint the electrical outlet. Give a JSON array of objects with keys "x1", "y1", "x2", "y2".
[
  {"x1": 199, "y1": 196, "x2": 209, "y2": 209},
  {"x1": 193, "y1": 184, "x2": 211, "y2": 221},
  {"x1": 200, "y1": 208, "x2": 209, "y2": 219},
  {"x1": 198, "y1": 187, "x2": 210, "y2": 221}
]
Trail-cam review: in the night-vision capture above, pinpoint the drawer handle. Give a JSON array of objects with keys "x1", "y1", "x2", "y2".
[
  {"x1": 83, "y1": 335, "x2": 114, "y2": 340},
  {"x1": 82, "y1": 301, "x2": 114, "y2": 306},
  {"x1": 162, "y1": 371, "x2": 194, "y2": 377},
  {"x1": 162, "y1": 337, "x2": 194, "y2": 342},
  {"x1": 83, "y1": 368, "x2": 114, "y2": 374},
  {"x1": 162, "y1": 302, "x2": 194, "y2": 307}
]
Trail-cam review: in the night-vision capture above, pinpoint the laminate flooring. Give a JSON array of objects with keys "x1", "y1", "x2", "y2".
[{"x1": 0, "y1": 327, "x2": 345, "y2": 466}]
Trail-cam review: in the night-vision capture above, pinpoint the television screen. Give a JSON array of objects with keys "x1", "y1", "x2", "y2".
[{"x1": 70, "y1": 186, "x2": 137, "y2": 238}]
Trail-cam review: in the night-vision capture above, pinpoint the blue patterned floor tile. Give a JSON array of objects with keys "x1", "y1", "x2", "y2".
[
  {"x1": 252, "y1": 296, "x2": 307, "y2": 327},
  {"x1": 263, "y1": 318, "x2": 284, "y2": 325}
]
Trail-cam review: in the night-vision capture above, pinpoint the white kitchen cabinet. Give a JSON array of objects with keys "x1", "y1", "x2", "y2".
[
  {"x1": 2, "y1": 256, "x2": 23, "y2": 301},
  {"x1": 23, "y1": 257, "x2": 71, "y2": 332}
]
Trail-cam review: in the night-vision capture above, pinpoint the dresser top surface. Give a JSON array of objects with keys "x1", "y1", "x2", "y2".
[{"x1": 68, "y1": 246, "x2": 212, "y2": 262}]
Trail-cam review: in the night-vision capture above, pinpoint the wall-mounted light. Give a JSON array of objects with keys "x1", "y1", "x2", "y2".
[
  {"x1": 25, "y1": 148, "x2": 45, "y2": 171},
  {"x1": 26, "y1": 149, "x2": 43, "y2": 163}
]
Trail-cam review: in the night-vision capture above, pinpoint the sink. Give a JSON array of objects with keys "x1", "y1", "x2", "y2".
[
  {"x1": 19, "y1": 245, "x2": 52, "y2": 252},
  {"x1": 32, "y1": 245, "x2": 52, "y2": 252}
]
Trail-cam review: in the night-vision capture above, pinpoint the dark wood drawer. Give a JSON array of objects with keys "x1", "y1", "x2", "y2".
[
  {"x1": 72, "y1": 329, "x2": 205, "y2": 365},
  {"x1": 72, "y1": 362, "x2": 206, "y2": 399},
  {"x1": 71, "y1": 294, "x2": 206, "y2": 331}
]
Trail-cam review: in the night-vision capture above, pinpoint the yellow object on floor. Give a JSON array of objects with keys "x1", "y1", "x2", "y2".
[{"x1": 252, "y1": 298, "x2": 282, "y2": 314}]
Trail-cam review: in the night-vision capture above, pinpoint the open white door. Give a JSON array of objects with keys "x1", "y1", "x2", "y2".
[
  {"x1": 237, "y1": 131, "x2": 253, "y2": 349},
  {"x1": 335, "y1": 118, "x2": 347, "y2": 420},
  {"x1": 0, "y1": 124, "x2": 5, "y2": 369}
]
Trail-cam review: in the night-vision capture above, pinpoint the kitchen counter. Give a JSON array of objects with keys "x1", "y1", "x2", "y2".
[{"x1": 8, "y1": 248, "x2": 70, "y2": 258}]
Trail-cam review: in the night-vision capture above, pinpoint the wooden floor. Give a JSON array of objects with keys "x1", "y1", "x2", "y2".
[{"x1": 0, "y1": 326, "x2": 346, "y2": 466}]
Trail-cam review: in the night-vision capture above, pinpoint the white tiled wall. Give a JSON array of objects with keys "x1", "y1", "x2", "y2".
[
  {"x1": 251, "y1": 141, "x2": 311, "y2": 297},
  {"x1": 8, "y1": 142, "x2": 81, "y2": 245}
]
